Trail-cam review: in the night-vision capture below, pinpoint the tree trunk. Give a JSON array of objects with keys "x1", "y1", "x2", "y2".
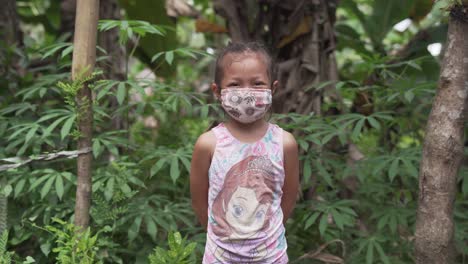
[
  {"x1": 0, "y1": 0, "x2": 23, "y2": 236},
  {"x1": 0, "y1": 0, "x2": 22, "y2": 48},
  {"x1": 98, "y1": 0, "x2": 126, "y2": 134},
  {"x1": 0, "y1": 0, "x2": 23, "y2": 92},
  {"x1": 414, "y1": 4, "x2": 468, "y2": 263},
  {"x1": 60, "y1": 0, "x2": 77, "y2": 40},
  {"x1": 72, "y1": 0, "x2": 99, "y2": 228},
  {"x1": 98, "y1": 0, "x2": 125, "y2": 80}
]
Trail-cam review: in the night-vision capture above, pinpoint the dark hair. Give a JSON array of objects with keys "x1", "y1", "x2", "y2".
[{"x1": 214, "y1": 42, "x2": 274, "y2": 87}]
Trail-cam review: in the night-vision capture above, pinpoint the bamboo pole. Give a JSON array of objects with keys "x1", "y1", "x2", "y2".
[{"x1": 71, "y1": 0, "x2": 99, "y2": 228}]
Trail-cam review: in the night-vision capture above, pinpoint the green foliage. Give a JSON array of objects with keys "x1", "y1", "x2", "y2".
[
  {"x1": 355, "y1": 234, "x2": 392, "y2": 264},
  {"x1": 98, "y1": 20, "x2": 167, "y2": 45},
  {"x1": 91, "y1": 192, "x2": 131, "y2": 226},
  {"x1": 2, "y1": 2, "x2": 467, "y2": 263},
  {"x1": 117, "y1": 0, "x2": 178, "y2": 77},
  {"x1": 302, "y1": 200, "x2": 357, "y2": 236},
  {"x1": 148, "y1": 232, "x2": 197, "y2": 264},
  {"x1": 140, "y1": 146, "x2": 192, "y2": 182},
  {"x1": 151, "y1": 48, "x2": 213, "y2": 66},
  {"x1": 0, "y1": 231, "x2": 36, "y2": 264},
  {"x1": 41, "y1": 218, "x2": 105, "y2": 264},
  {"x1": 340, "y1": 0, "x2": 414, "y2": 53},
  {"x1": 3, "y1": 9, "x2": 208, "y2": 263},
  {"x1": 57, "y1": 69, "x2": 101, "y2": 108},
  {"x1": 118, "y1": 195, "x2": 195, "y2": 243},
  {"x1": 40, "y1": 42, "x2": 73, "y2": 60},
  {"x1": 0, "y1": 231, "x2": 14, "y2": 264},
  {"x1": 27, "y1": 169, "x2": 74, "y2": 200},
  {"x1": 92, "y1": 160, "x2": 144, "y2": 202}
]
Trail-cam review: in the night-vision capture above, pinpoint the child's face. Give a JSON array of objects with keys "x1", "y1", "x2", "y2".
[
  {"x1": 225, "y1": 186, "x2": 270, "y2": 239},
  {"x1": 212, "y1": 52, "x2": 278, "y2": 97}
]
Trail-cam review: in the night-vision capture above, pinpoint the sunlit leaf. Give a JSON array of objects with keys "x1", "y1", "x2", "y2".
[
  {"x1": 55, "y1": 175, "x2": 64, "y2": 200},
  {"x1": 117, "y1": 82, "x2": 126, "y2": 105},
  {"x1": 41, "y1": 176, "x2": 55, "y2": 199},
  {"x1": 60, "y1": 115, "x2": 76, "y2": 140},
  {"x1": 170, "y1": 157, "x2": 180, "y2": 183}
]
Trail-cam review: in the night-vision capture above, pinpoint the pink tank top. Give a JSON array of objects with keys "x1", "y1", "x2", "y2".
[{"x1": 203, "y1": 122, "x2": 288, "y2": 263}]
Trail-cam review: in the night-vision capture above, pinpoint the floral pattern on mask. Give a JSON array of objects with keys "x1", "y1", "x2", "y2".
[{"x1": 221, "y1": 88, "x2": 272, "y2": 124}]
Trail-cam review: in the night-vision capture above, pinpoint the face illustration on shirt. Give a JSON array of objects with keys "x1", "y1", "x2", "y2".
[{"x1": 224, "y1": 186, "x2": 270, "y2": 239}]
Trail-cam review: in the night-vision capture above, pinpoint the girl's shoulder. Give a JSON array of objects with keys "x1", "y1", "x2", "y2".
[
  {"x1": 282, "y1": 130, "x2": 296, "y2": 145},
  {"x1": 281, "y1": 128, "x2": 297, "y2": 154},
  {"x1": 268, "y1": 122, "x2": 296, "y2": 147},
  {"x1": 194, "y1": 130, "x2": 217, "y2": 156}
]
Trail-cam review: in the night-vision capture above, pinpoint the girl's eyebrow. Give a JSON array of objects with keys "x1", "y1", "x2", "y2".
[
  {"x1": 250, "y1": 75, "x2": 268, "y2": 80},
  {"x1": 225, "y1": 80, "x2": 240, "y2": 85}
]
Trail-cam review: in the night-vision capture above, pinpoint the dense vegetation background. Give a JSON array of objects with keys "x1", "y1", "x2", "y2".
[{"x1": 0, "y1": 0, "x2": 467, "y2": 263}]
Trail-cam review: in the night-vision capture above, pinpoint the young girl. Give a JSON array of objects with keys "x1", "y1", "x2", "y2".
[{"x1": 190, "y1": 42, "x2": 299, "y2": 263}]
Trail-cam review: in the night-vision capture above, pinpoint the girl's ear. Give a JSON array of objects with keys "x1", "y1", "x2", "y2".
[
  {"x1": 211, "y1": 82, "x2": 221, "y2": 100},
  {"x1": 272, "y1": 80, "x2": 279, "y2": 95}
]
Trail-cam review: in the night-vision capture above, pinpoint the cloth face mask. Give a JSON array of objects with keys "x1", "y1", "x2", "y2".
[{"x1": 220, "y1": 88, "x2": 272, "y2": 124}]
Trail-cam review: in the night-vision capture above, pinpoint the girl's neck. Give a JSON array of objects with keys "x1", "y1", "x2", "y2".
[
  {"x1": 225, "y1": 118, "x2": 268, "y2": 132},
  {"x1": 224, "y1": 119, "x2": 269, "y2": 143}
]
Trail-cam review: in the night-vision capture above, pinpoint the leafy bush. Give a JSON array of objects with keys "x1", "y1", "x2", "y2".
[
  {"x1": 148, "y1": 231, "x2": 197, "y2": 264},
  {"x1": 40, "y1": 218, "x2": 107, "y2": 264}
]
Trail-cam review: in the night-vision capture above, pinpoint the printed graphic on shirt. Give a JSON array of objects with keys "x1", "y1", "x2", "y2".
[{"x1": 210, "y1": 155, "x2": 276, "y2": 261}]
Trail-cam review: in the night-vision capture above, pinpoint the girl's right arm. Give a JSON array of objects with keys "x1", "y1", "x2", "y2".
[{"x1": 190, "y1": 131, "x2": 216, "y2": 231}]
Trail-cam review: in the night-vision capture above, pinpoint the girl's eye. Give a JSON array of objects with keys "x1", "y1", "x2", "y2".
[
  {"x1": 232, "y1": 204, "x2": 244, "y2": 218},
  {"x1": 227, "y1": 83, "x2": 239, "y2": 87},
  {"x1": 254, "y1": 82, "x2": 266, "y2": 86},
  {"x1": 255, "y1": 210, "x2": 265, "y2": 220}
]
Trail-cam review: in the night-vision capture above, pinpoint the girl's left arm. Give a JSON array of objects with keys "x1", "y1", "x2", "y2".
[
  {"x1": 281, "y1": 131, "x2": 300, "y2": 224},
  {"x1": 190, "y1": 131, "x2": 215, "y2": 231}
]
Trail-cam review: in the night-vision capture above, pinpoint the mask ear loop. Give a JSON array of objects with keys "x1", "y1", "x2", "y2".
[
  {"x1": 217, "y1": 88, "x2": 228, "y2": 122},
  {"x1": 205, "y1": 86, "x2": 226, "y2": 131},
  {"x1": 265, "y1": 89, "x2": 274, "y2": 122},
  {"x1": 265, "y1": 105, "x2": 273, "y2": 122}
]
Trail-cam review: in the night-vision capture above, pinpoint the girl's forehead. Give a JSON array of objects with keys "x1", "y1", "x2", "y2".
[{"x1": 221, "y1": 52, "x2": 268, "y2": 72}]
